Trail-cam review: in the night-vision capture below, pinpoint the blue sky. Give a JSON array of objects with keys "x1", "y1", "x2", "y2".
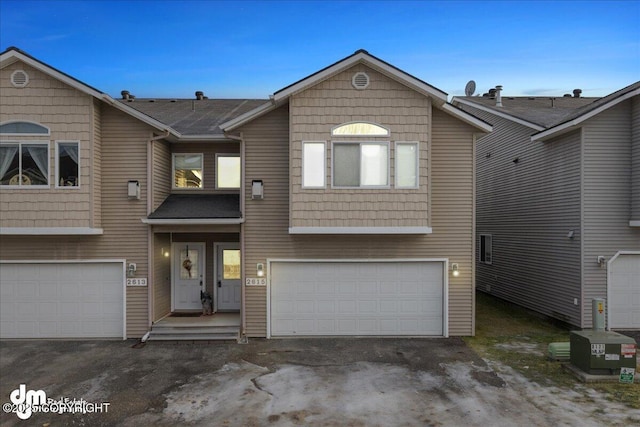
[{"x1": 1, "y1": 1, "x2": 638, "y2": 99}]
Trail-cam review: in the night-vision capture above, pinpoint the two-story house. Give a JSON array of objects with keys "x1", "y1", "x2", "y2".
[
  {"x1": 1, "y1": 47, "x2": 491, "y2": 340},
  {"x1": 453, "y1": 83, "x2": 640, "y2": 331}
]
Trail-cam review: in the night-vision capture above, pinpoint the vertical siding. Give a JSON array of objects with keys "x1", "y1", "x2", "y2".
[
  {"x1": 462, "y1": 105, "x2": 583, "y2": 326},
  {"x1": 289, "y1": 64, "x2": 431, "y2": 228},
  {"x1": 631, "y1": 97, "x2": 640, "y2": 221},
  {"x1": 241, "y1": 105, "x2": 477, "y2": 337},
  {"x1": 582, "y1": 100, "x2": 640, "y2": 327},
  {"x1": 0, "y1": 61, "x2": 94, "y2": 227}
]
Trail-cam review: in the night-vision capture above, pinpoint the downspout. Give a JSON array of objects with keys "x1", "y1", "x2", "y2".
[
  {"x1": 146, "y1": 129, "x2": 170, "y2": 334},
  {"x1": 226, "y1": 132, "x2": 247, "y2": 341}
]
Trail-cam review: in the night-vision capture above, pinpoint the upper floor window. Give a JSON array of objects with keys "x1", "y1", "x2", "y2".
[
  {"x1": 0, "y1": 121, "x2": 50, "y2": 136},
  {"x1": 332, "y1": 122, "x2": 389, "y2": 137},
  {"x1": 480, "y1": 234, "x2": 493, "y2": 264},
  {"x1": 173, "y1": 153, "x2": 203, "y2": 189},
  {"x1": 56, "y1": 141, "x2": 79, "y2": 187},
  {"x1": 216, "y1": 154, "x2": 240, "y2": 189},
  {"x1": 302, "y1": 142, "x2": 326, "y2": 188},
  {"x1": 0, "y1": 142, "x2": 49, "y2": 187},
  {"x1": 333, "y1": 142, "x2": 389, "y2": 188},
  {"x1": 395, "y1": 142, "x2": 419, "y2": 188}
]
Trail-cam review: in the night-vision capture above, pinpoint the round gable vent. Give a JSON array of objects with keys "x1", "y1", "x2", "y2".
[
  {"x1": 11, "y1": 70, "x2": 29, "y2": 88},
  {"x1": 352, "y1": 72, "x2": 370, "y2": 90}
]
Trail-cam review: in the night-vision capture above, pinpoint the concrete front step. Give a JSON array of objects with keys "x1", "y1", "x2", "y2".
[
  {"x1": 147, "y1": 333, "x2": 238, "y2": 341},
  {"x1": 151, "y1": 325, "x2": 240, "y2": 334}
]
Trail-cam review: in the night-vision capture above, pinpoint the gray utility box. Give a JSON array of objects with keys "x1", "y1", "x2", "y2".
[{"x1": 570, "y1": 330, "x2": 637, "y2": 375}]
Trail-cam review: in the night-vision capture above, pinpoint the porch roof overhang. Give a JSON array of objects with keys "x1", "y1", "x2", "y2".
[{"x1": 142, "y1": 194, "x2": 242, "y2": 225}]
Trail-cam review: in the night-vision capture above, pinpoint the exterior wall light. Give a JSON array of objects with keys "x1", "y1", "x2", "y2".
[
  {"x1": 451, "y1": 263, "x2": 460, "y2": 277},
  {"x1": 127, "y1": 263, "x2": 137, "y2": 278},
  {"x1": 162, "y1": 248, "x2": 170, "y2": 258},
  {"x1": 257, "y1": 263, "x2": 265, "y2": 277},
  {"x1": 252, "y1": 180, "x2": 264, "y2": 199},
  {"x1": 127, "y1": 180, "x2": 140, "y2": 199}
]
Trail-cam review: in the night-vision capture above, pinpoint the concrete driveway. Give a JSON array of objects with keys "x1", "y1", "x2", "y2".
[{"x1": 1, "y1": 338, "x2": 638, "y2": 426}]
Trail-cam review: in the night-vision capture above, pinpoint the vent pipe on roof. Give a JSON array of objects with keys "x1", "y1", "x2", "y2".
[
  {"x1": 495, "y1": 85, "x2": 503, "y2": 107},
  {"x1": 573, "y1": 89, "x2": 582, "y2": 98},
  {"x1": 488, "y1": 88, "x2": 497, "y2": 99},
  {"x1": 195, "y1": 91, "x2": 205, "y2": 100},
  {"x1": 121, "y1": 90, "x2": 130, "y2": 100}
]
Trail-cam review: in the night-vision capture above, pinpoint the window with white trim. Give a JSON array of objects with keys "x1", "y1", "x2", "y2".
[
  {"x1": 480, "y1": 234, "x2": 492, "y2": 264},
  {"x1": 0, "y1": 142, "x2": 50, "y2": 186},
  {"x1": 395, "y1": 142, "x2": 419, "y2": 188},
  {"x1": 333, "y1": 142, "x2": 389, "y2": 188},
  {"x1": 173, "y1": 153, "x2": 203, "y2": 189},
  {"x1": 56, "y1": 141, "x2": 79, "y2": 187},
  {"x1": 302, "y1": 142, "x2": 326, "y2": 188},
  {"x1": 216, "y1": 154, "x2": 240, "y2": 189}
]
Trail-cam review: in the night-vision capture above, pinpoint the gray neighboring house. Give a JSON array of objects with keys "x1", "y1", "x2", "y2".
[{"x1": 453, "y1": 83, "x2": 640, "y2": 330}]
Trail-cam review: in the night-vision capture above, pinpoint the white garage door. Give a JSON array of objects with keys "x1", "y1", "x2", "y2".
[
  {"x1": 0, "y1": 261, "x2": 125, "y2": 339},
  {"x1": 270, "y1": 260, "x2": 446, "y2": 337},
  {"x1": 608, "y1": 253, "x2": 640, "y2": 329}
]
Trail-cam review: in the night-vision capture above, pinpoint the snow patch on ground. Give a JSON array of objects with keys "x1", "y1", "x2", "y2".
[{"x1": 159, "y1": 359, "x2": 640, "y2": 426}]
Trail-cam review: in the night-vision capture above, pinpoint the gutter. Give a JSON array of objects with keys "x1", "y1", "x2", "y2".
[{"x1": 140, "y1": 218, "x2": 245, "y2": 225}]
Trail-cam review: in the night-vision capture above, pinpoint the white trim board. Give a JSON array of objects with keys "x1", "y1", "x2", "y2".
[{"x1": 288, "y1": 226, "x2": 433, "y2": 234}]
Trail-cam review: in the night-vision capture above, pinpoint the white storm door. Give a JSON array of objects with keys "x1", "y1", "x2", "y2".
[
  {"x1": 173, "y1": 243, "x2": 205, "y2": 310},
  {"x1": 217, "y1": 243, "x2": 241, "y2": 311}
]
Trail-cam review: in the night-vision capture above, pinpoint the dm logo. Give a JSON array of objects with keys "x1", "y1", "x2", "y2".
[{"x1": 10, "y1": 384, "x2": 46, "y2": 420}]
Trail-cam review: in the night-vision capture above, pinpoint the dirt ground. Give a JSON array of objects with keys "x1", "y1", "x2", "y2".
[{"x1": 1, "y1": 337, "x2": 638, "y2": 427}]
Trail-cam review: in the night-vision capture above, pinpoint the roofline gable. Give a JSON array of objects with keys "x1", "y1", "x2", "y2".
[
  {"x1": 531, "y1": 83, "x2": 640, "y2": 142},
  {"x1": 451, "y1": 97, "x2": 545, "y2": 131},
  {"x1": 1, "y1": 47, "x2": 179, "y2": 139}
]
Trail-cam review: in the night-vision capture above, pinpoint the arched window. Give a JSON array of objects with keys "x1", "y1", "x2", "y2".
[
  {"x1": 0, "y1": 121, "x2": 50, "y2": 135},
  {"x1": 331, "y1": 122, "x2": 389, "y2": 137}
]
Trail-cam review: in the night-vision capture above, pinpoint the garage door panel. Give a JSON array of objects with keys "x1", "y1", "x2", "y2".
[
  {"x1": 271, "y1": 261, "x2": 444, "y2": 336},
  {"x1": 0, "y1": 262, "x2": 124, "y2": 339}
]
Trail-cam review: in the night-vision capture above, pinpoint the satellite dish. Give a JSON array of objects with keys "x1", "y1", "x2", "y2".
[{"x1": 465, "y1": 80, "x2": 476, "y2": 96}]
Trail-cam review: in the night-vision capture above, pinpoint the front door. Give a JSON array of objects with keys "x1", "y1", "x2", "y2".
[
  {"x1": 173, "y1": 242, "x2": 205, "y2": 310},
  {"x1": 216, "y1": 243, "x2": 241, "y2": 311}
]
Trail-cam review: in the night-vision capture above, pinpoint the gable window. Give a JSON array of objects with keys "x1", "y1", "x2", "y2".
[
  {"x1": 216, "y1": 154, "x2": 240, "y2": 189},
  {"x1": 332, "y1": 122, "x2": 389, "y2": 136},
  {"x1": 0, "y1": 142, "x2": 49, "y2": 186},
  {"x1": 173, "y1": 153, "x2": 203, "y2": 189},
  {"x1": 480, "y1": 234, "x2": 492, "y2": 264},
  {"x1": 56, "y1": 141, "x2": 79, "y2": 187},
  {"x1": 395, "y1": 142, "x2": 419, "y2": 188},
  {"x1": 333, "y1": 142, "x2": 389, "y2": 188},
  {"x1": 302, "y1": 142, "x2": 326, "y2": 188},
  {"x1": 0, "y1": 121, "x2": 49, "y2": 136}
]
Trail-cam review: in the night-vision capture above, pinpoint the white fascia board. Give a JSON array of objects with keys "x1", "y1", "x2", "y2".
[
  {"x1": 0, "y1": 227, "x2": 104, "y2": 235},
  {"x1": 177, "y1": 134, "x2": 238, "y2": 142},
  {"x1": 452, "y1": 97, "x2": 544, "y2": 131},
  {"x1": 273, "y1": 52, "x2": 448, "y2": 104},
  {"x1": 141, "y1": 218, "x2": 245, "y2": 225},
  {"x1": 288, "y1": 226, "x2": 433, "y2": 234},
  {"x1": 220, "y1": 101, "x2": 277, "y2": 132},
  {"x1": 440, "y1": 103, "x2": 493, "y2": 133},
  {"x1": 532, "y1": 88, "x2": 640, "y2": 142}
]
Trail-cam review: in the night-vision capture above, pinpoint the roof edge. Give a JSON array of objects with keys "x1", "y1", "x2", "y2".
[
  {"x1": 439, "y1": 103, "x2": 493, "y2": 133},
  {"x1": 451, "y1": 97, "x2": 545, "y2": 131}
]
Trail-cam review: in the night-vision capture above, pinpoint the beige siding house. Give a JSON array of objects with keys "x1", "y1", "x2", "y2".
[
  {"x1": 1, "y1": 47, "x2": 490, "y2": 340},
  {"x1": 453, "y1": 83, "x2": 640, "y2": 330}
]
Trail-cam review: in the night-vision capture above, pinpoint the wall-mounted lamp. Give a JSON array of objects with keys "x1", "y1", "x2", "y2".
[
  {"x1": 127, "y1": 180, "x2": 140, "y2": 199},
  {"x1": 127, "y1": 263, "x2": 137, "y2": 277},
  {"x1": 161, "y1": 248, "x2": 170, "y2": 258},
  {"x1": 451, "y1": 263, "x2": 460, "y2": 277},
  {"x1": 567, "y1": 230, "x2": 575, "y2": 239},
  {"x1": 257, "y1": 263, "x2": 265, "y2": 277},
  {"x1": 252, "y1": 180, "x2": 264, "y2": 200},
  {"x1": 596, "y1": 256, "x2": 606, "y2": 267}
]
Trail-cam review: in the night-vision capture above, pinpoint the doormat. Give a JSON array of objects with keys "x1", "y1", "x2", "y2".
[{"x1": 170, "y1": 312, "x2": 202, "y2": 317}]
